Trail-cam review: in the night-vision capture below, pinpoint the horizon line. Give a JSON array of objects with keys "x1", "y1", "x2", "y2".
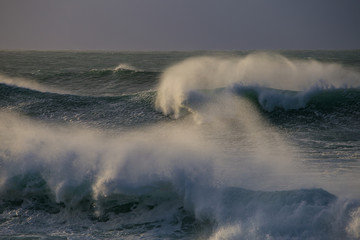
[{"x1": 1, "y1": 48, "x2": 360, "y2": 52}]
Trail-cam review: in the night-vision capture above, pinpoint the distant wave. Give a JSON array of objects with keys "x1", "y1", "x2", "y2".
[
  {"x1": 89, "y1": 63, "x2": 142, "y2": 75},
  {"x1": 113, "y1": 63, "x2": 140, "y2": 72}
]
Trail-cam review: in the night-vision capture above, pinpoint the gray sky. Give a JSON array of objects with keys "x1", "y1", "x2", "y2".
[{"x1": 0, "y1": 0, "x2": 359, "y2": 50}]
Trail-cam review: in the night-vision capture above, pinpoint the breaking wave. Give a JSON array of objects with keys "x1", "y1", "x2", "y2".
[{"x1": 156, "y1": 53, "x2": 360, "y2": 117}]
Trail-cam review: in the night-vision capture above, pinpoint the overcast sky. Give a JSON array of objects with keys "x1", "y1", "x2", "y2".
[{"x1": 0, "y1": 0, "x2": 359, "y2": 51}]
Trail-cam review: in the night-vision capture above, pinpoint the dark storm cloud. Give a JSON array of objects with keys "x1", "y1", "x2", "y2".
[{"x1": 0, "y1": 0, "x2": 359, "y2": 50}]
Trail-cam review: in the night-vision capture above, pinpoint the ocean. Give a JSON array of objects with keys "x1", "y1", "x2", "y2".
[{"x1": 0, "y1": 50, "x2": 359, "y2": 239}]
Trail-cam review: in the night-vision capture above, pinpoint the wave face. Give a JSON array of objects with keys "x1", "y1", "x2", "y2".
[{"x1": 1, "y1": 50, "x2": 360, "y2": 239}]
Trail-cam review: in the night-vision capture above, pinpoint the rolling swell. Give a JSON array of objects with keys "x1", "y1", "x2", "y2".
[{"x1": 0, "y1": 83, "x2": 164, "y2": 128}]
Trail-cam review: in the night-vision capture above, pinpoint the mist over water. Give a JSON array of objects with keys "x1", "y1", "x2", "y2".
[{"x1": 0, "y1": 51, "x2": 360, "y2": 239}]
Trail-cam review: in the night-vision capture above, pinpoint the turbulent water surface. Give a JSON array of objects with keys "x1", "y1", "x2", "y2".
[{"x1": 0, "y1": 50, "x2": 360, "y2": 239}]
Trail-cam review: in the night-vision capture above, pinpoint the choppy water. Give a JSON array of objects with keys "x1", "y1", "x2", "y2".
[{"x1": 0, "y1": 50, "x2": 360, "y2": 239}]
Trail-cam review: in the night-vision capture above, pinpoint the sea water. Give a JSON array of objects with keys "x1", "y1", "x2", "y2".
[{"x1": 0, "y1": 50, "x2": 359, "y2": 239}]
